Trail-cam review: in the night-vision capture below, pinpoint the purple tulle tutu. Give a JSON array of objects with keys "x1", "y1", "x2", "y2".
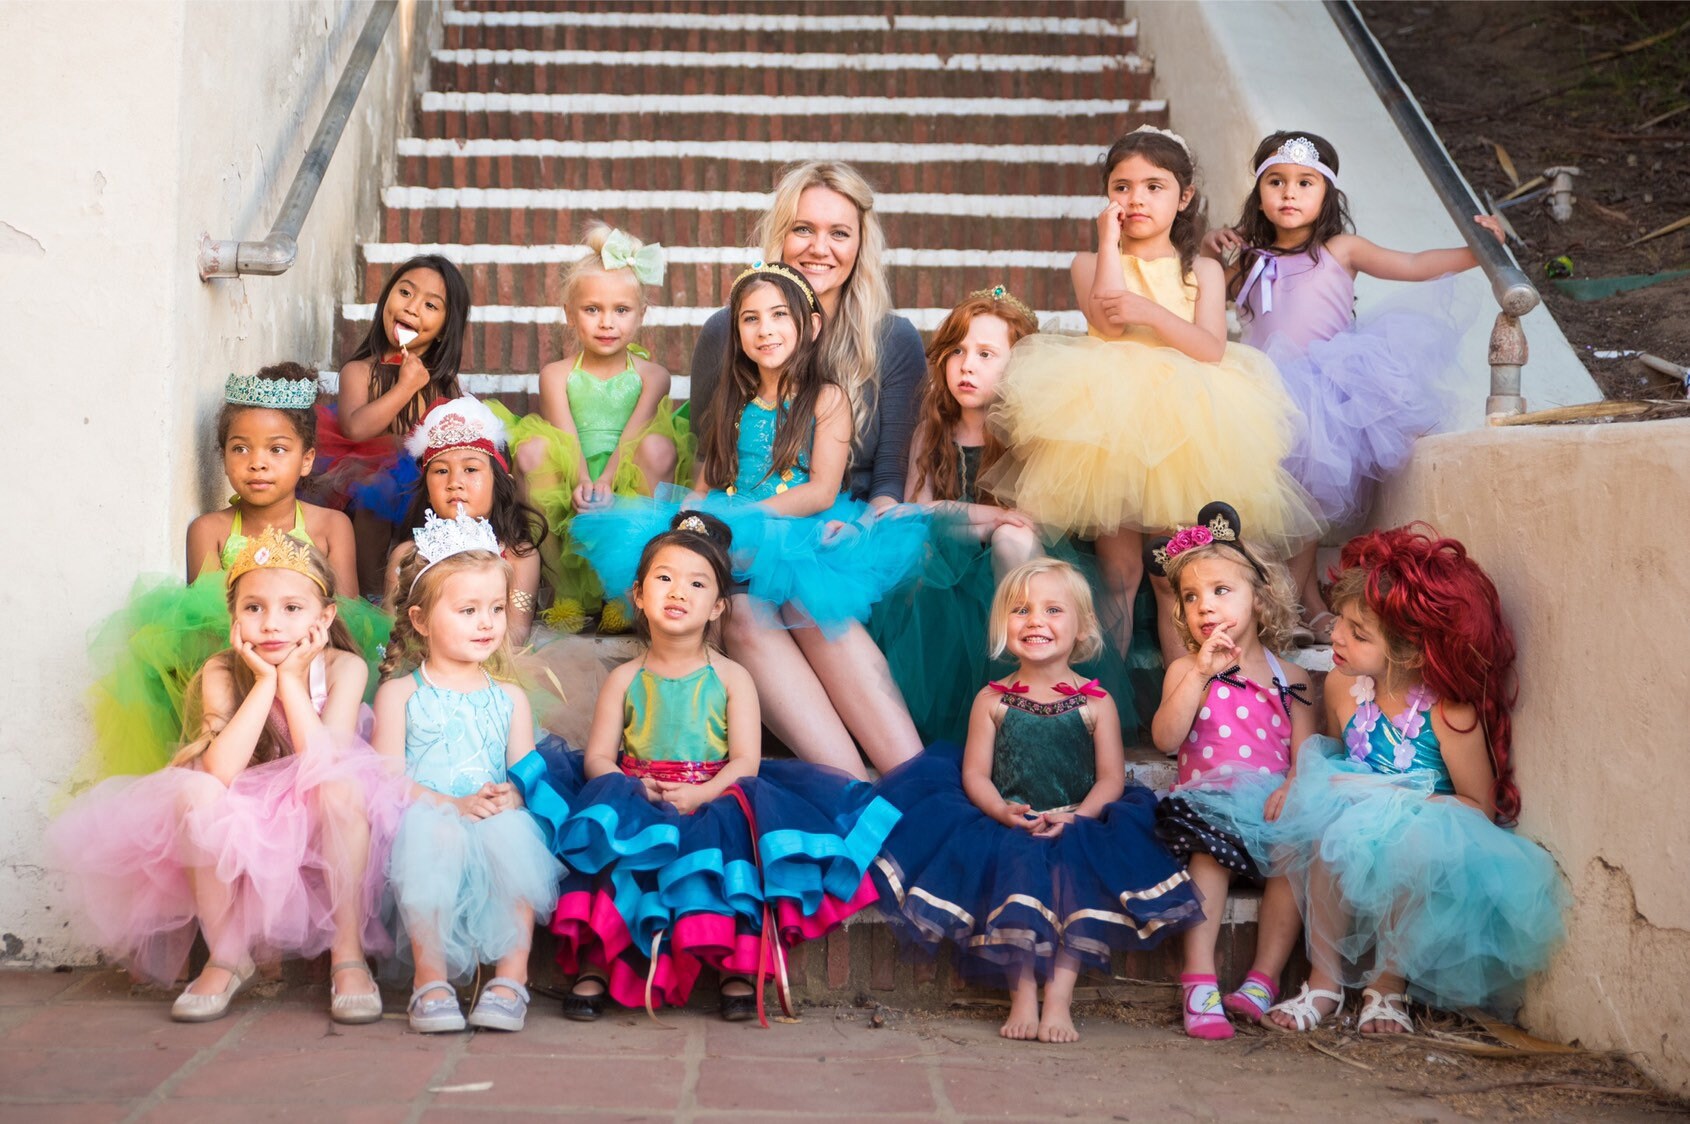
[
  {"x1": 46, "y1": 732, "x2": 409, "y2": 985},
  {"x1": 1261, "y1": 278, "x2": 1471, "y2": 528}
]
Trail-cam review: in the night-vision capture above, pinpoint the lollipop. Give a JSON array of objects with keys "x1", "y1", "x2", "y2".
[{"x1": 394, "y1": 325, "x2": 418, "y2": 350}]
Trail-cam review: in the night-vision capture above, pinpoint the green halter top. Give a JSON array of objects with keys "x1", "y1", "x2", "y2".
[{"x1": 567, "y1": 351, "x2": 642, "y2": 478}]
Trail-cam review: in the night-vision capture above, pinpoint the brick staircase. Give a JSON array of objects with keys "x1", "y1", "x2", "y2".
[{"x1": 326, "y1": 0, "x2": 1291, "y2": 1006}]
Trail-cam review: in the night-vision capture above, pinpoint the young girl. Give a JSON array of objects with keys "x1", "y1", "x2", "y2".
[
  {"x1": 374, "y1": 509, "x2": 562, "y2": 1033},
  {"x1": 315, "y1": 254, "x2": 471, "y2": 595},
  {"x1": 85, "y1": 369, "x2": 390, "y2": 782},
  {"x1": 871, "y1": 559, "x2": 1200, "y2": 1043},
  {"x1": 1257, "y1": 527, "x2": 1567, "y2": 1033},
  {"x1": 49, "y1": 530, "x2": 401, "y2": 1024},
  {"x1": 983, "y1": 126, "x2": 1321, "y2": 663},
  {"x1": 514, "y1": 513, "x2": 898, "y2": 1020},
  {"x1": 1205, "y1": 132, "x2": 1504, "y2": 636},
  {"x1": 496, "y1": 225, "x2": 691, "y2": 632},
  {"x1": 572, "y1": 262, "x2": 928, "y2": 651},
  {"x1": 1146, "y1": 503, "x2": 1315, "y2": 1039},
  {"x1": 384, "y1": 396, "x2": 546, "y2": 646}
]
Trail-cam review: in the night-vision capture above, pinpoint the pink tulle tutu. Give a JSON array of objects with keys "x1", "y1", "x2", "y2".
[{"x1": 47, "y1": 733, "x2": 409, "y2": 985}]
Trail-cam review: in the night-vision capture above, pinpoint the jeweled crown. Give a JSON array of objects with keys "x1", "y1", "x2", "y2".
[
  {"x1": 225, "y1": 371, "x2": 317, "y2": 410},
  {"x1": 732, "y1": 260, "x2": 820, "y2": 311},
  {"x1": 970, "y1": 284, "x2": 1036, "y2": 322},
  {"x1": 1273, "y1": 136, "x2": 1324, "y2": 170},
  {"x1": 412, "y1": 506, "x2": 501, "y2": 569},
  {"x1": 225, "y1": 526, "x2": 327, "y2": 594}
]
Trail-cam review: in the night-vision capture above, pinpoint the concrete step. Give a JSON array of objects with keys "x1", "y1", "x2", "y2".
[
  {"x1": 413, "y1": 93, "x2": 1165, "y2": 146},
  {"x1": 429, "y1": 50, "x2": 1151, "y2": 101}
]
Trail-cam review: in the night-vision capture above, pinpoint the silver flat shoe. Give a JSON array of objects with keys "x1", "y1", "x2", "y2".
[
  {"x1": 466, "y1": 977, "x2": 529, "y2": 1032},
  {"x1": 170, "y1": 958, "x2": 256, "y2": 1023},
  {"x1": 329, "y1": 959, "x2": 384, "y2": 1025},
  {"x1": 408, "y1": 980, "x2": 465, "y2": 1034}
]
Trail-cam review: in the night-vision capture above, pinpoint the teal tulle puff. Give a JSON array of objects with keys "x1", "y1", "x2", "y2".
[{"x1": 79, "y1": 571, "x2": 392, "y2": 785}]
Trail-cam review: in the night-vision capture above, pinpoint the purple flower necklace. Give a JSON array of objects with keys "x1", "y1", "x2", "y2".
[{"x1": 1346, "y1": 676, "x2": 1437, "y2": 770}]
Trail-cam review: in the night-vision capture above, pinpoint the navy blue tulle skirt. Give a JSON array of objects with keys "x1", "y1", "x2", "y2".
[
  {"x1": 511, "y1": 744, "x2": 897, "y2": 1008},
  {"x1": 869, "y1": 743, "x2": 1201, "y2": 986}
]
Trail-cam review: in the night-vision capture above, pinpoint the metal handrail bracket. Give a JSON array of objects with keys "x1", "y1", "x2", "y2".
[
  {"x1": 1325, "y1": 0, "x2": 1539, "y2": 417},
  {"x1": 198, "y1": 1, "x2": 399, "y2": 281}
]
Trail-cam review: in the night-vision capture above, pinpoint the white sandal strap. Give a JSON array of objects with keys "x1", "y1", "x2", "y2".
[
  {"x1": 1358, "y1": 988, "x2": 1413, "y2": 1033},
  {"x1": 1267, "y1": 983, "x2": 1344, "y2": 1032}
]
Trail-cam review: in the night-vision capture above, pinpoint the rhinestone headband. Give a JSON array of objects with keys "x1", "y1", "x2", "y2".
[
  {"x1": 970, "y1": 284, "x2": 1035, "y2": 322},
  {"x1": 225, "y1": 525, "x2": 327, "y2": 594},
  {"x1": 225, "y1": 371, "x2": 317, "y2": 410},
  {"x1": 408, "y1": 505, "x2": 503, "y2": 594},
  {"x1": 1254, "y1": 136, "x2": 1341, "y2": 187}
]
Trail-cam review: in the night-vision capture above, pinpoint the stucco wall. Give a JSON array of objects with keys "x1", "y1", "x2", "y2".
[
  {"x1": 0, "y1": 0, "x2": 439, "y2": 964},
  {"x1": 1133, "y1": 0, "x2": 1599, "y2": 420},
  {"x1": 1372, "y1": 419, "x2": 1690, "y2": 1095}
]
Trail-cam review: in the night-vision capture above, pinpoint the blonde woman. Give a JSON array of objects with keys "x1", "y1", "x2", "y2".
[{"x1": 688, "y1": 161, "x2": 926, "y2": 778}]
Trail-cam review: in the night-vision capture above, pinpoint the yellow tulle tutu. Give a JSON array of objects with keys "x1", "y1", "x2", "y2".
[{"x1": 984, "y1": 334, "x2": 1323, "y2": 553}]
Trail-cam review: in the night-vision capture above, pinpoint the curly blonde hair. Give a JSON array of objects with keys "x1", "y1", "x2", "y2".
[
  {"x1": 754, "y1": 161, "x2": 890, "y2": 449},
  {"x1": 988, "y1": 558, "x2": 1104, "y2": 664},
  {"x1": 381, "y1": 549, "x2": 518, "y2": 681},
  {"x1": 1163, "y1": 542, "x2": 1300, "y2": 653}
]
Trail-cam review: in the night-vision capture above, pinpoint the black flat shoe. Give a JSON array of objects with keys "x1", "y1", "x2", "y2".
[
  {"x1": 719, "y1": 977, "x2": 757, "y2": 1022},
  {"x1": 562, "y1": 976, "x2": 607, "y2": 1022}
]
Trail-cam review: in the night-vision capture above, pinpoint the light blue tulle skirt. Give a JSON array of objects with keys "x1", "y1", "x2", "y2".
[
  {"x1": 1246, "y1": 737, "x2": 1568, "y2": 1015},
  {"x1": 571, "y1": 484, "x2": 930, "y2": 636},
  {"x1": 385, "y1": 801, "x2": 563, "y2": 982}
]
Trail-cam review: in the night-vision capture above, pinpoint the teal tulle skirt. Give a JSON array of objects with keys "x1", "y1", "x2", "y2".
[
  {"x1": 1243, "y1": 737, "x2": 1568, "y2": 1015},
  {"x1": 80, "y1": 570, "x2": 392, "y2": 784},
  {"x1": 385, "y1": 802, "x2": 563, "y2": 982},
  {"x1": 865, "y1": 520, "x2": 1152, "y2": 744}
]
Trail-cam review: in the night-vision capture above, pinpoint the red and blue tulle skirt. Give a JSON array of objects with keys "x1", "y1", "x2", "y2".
[
  {"x1": 306, "y1": 404, "x2": 420, "y2": 523},
  {"x1": 869, "y1": 742, "x2": 1201, "y2": 987},
  {"x1": 510, "y1": 743, "x2": 899, "y2": 1008}
]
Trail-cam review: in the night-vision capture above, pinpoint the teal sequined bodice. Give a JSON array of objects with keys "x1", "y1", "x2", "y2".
[
  {"x1": 991, "y1": 693, "x2": 1097, "y2": 812},
  {"x1": 404, "y1": 670, "x2": 514, "y2": 797},
  {"x1": 1341, "y1": 680, "x2": 1454, "y2": 795},
  {"x1": 731, "y1": 399, "x2": 810, "y2": 500}
]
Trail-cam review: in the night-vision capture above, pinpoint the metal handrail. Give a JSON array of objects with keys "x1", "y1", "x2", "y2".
[
  {"x1": 198, "y1": 1, "x2": 398, "y2": 280},
  {"x1": 1325, "y1": 0, "x2": 1537, "y2": 416}
]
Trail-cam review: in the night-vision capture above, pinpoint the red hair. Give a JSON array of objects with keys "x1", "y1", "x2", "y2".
[{"x1": 1335, "y1": 525, "x2": 1521, "y2": 824}]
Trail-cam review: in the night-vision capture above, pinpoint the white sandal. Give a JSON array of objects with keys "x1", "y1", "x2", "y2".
[
  {"x1": 1357, "y1": 987, "x2": 1414, "y2": 1035},
  {"x1": 1264, "y1": 982, "x2": 1344, "y2": 1033}
]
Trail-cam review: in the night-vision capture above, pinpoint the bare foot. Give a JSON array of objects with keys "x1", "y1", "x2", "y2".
[
  {"x1": 1000, "y1": 993, "x2": 1040, "y2": 1040},
  {"x1": 1037, "y1": 1009, "x2": 1079, "y2": 1043}
]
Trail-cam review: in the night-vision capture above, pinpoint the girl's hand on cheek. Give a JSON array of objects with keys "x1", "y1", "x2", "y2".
[
  {"x1": 232, "y1": 624, "x2": 277, "y2": 682},
  {"x1": 279, "y1": 621, "x2": 328, "y2": 683},
  {"x1": 1095, "y1": 202, "x2": 1126, "y2": 246}
]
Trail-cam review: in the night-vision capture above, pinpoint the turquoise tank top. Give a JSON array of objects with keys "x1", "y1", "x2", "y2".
[
  {"x1": 1342, "y1": 680, "x2": 1454, "y2": 795},
  {"x1": 991, "y1": 691, "x2": 1098, "y2": 812},
  {"x1": 621, "y1": 663, "x2": 730, "y2": 764},
  {"x1": 403, "y1": 668, "x2": 514, "y2": 796},
  {"x1": 727, "y1": 398, "x2": 811, "y2": 500},
  {"x1": 566, "y1": 352, "x2": 642, "y2": 478},
  {"x1": 219, "y1": 502, "x2": 314, "y2": 569}
]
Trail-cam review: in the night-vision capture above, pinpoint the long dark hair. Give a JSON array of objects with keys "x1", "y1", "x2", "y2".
[
  {"x1": 697, "y1": 266, "x2": 835, "y2": 493},
  {"x1": 347, "y1": 254, "x2": 471, "y2": 433},
  {"x1": 400, "y1": 454, "x2": 547, "y2": 558},
  {"x1": 630, "y1": 511, "x2": 735, "y2": 646},
  {"x1": 1100, "y1": 129, "x2": 1204, "y2": 275},
  {"x1": 1226, "y1": 131, "x2": 1355, "y2": 314}
]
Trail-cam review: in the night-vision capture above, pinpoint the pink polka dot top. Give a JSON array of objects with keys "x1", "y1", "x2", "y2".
[{"x1": 1176, "y1": 652, "x2": 1296, "y2": 791}]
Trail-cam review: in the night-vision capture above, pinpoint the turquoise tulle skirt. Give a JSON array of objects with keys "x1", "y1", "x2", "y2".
[
  {"x1": 1241, "y1": 737, "x2": 1568, "y2": 1015},
  {"x1": 385, "y1": 802, "x2": 563, "y2": 982},
  {"x1": 571, "y1": 485, "x2": 930, "y2": 637},
  {"x1": 866, "y1": 518, "x2": 1153, "y2": 744}
]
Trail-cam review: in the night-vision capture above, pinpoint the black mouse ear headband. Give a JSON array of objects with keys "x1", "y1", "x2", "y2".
[{"x1": 1144, "y1": 501, "x2": 1268, "y2": 581}]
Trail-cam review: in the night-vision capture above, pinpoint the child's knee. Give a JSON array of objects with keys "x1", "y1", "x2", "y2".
[
  {"x1": 990, "y1": 522, "x2": 1040, "y2": 562},
  {"x1": 636, "y1": 434, "x2": 677, "y2": 477},
  {"x1": 515, "y1": 437, "x2": 546, "y2": 475}
]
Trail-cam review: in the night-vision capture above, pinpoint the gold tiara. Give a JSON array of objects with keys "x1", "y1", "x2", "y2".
[
  {"x1": 732, "y1": 260, "x2": 820, "y2": 311},
  {"x1": 970, "y1": 284, "x2": 1035, "y2": 322},
  {"x1": 225, "y1": 526, "x2": 327, "y2": 594}
]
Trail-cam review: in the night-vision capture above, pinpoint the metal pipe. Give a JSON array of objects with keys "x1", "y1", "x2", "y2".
[
  {"x1": 1324, "y1": 0, "x2": 1540, "y2": 414},
  {"x1": 199, "y1": 1, "x2": 399, "y2": 280}
]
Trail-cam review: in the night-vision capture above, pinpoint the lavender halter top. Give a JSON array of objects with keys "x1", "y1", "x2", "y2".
[{"x1": 1237, "y1": 249, "x2": 1356, "y2": 351}]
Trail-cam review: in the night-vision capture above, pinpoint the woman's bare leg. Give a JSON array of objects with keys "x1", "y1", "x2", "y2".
[
  {"x1": 723, "y1": 596, "x2": 866, "y2": 778},
  {"x1": 791, "y1": 619, "x2": 921, "y2": 774}
]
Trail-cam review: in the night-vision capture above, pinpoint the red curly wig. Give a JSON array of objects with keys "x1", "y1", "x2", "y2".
[{"x1": 1333, "y1": 525, "x2": 1521, "y2": 825}]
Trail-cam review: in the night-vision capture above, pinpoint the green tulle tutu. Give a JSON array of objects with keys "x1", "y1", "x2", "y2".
[
  {"x1": 491, "y1": 399, "x2": 693, "y2": 627},
  {"x1": 867, "y1": 520, "x2": 1156, "y2": 745},
  {"x1": 79, "y1": 571, "x2": 392, "y2": 784}
]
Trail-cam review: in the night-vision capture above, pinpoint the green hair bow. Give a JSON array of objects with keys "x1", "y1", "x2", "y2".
[{"x1": 600, "y1": 228, "x2": 666, "y2": 286}]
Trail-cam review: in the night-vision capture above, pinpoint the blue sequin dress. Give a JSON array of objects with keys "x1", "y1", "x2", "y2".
[
  {"x1": 385, "y1": 670, "x2": 562, "y2": 981},
  {"x1": 571, "y1": 399, "x2": 928, "y2": 635},
  {"x1": 1249, "y1": 679, "x2": 1568, "y2": 1015}
]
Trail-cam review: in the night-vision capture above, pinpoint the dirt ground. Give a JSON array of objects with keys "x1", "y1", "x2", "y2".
[{"x1": 1359, "y1": 0, "x2": 1690, "y2": 402}]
